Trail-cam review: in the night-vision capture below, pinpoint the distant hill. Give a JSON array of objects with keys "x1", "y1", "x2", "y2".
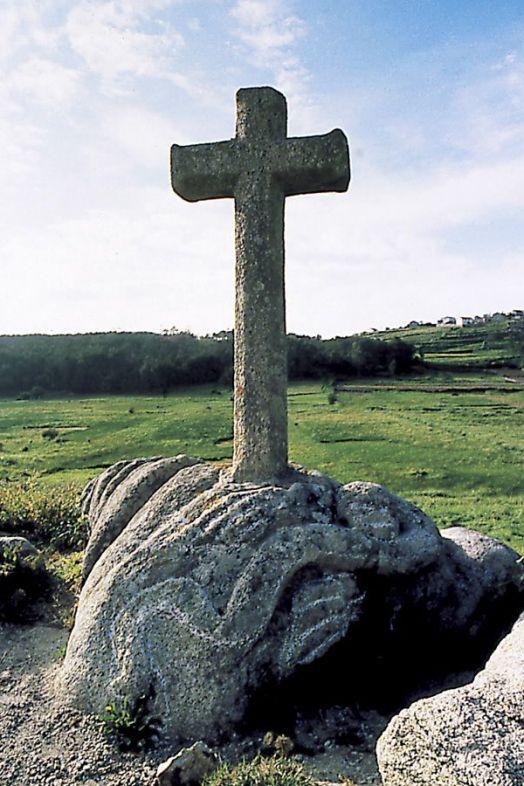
[{"x1": 365, "y1": 317, "x2": 524, "y2": 371}]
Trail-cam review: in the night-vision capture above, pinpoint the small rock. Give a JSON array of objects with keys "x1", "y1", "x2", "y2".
[
  {"x1": 155, "y1": 741, "x2": 218, "y2": 786},
  {"x1": 0, "y1": 535, "x2": 44, "y2": 569}
]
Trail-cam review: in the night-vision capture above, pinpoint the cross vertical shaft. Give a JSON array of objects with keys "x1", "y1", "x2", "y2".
[
  {"x1": 171, "y1": 86, "x2": 350, "y2": 482},
  {"x1": 233, "y1": 89, "x2": 288, "y2": 481},
  {"x1": 234, "y1": 181, "x2": 287, "y2": 480}
]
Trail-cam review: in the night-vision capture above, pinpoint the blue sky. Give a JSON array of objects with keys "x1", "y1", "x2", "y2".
[{"x1": 1, "y1": 0, "x2": 523, "y2": 336}]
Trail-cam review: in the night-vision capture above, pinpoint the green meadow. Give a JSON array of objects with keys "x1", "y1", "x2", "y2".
[{"x1": 0, "y1": 380, "x2": 522, "y2": 553}]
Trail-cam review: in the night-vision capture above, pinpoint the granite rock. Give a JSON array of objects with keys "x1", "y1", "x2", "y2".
[
  {"x1": 377, "y1": 612, "x2": 524, "y2": 786},
  {"x1": 61, "y1": 459, "x2": 524, "y2": 745},
  {"x1": 155, "y1": 741, "x2": 218, "y2": 786},
  {"x1": 82, "y1": 455, "x2": 202, "y2": 581},
  {"x1": 0, "y1": 535, "x2": 44, "y2": 568}
]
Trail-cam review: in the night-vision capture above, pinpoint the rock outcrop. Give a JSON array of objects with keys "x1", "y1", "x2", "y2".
[
  {"x1": 61, "y1": 458, "x2": 524, "y2": 746},
  {"x1": 377, "y1": 611, "x2": 524, "y2": 786}
]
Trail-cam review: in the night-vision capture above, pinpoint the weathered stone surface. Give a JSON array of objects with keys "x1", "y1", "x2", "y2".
[
  {"x1": 61, "y1": 461, "x2": 524, "y2": 746},
  {"x1": 0, "y1": 535, "x2": 44, "y2": 568},
  {"x1": 401, "y1": 525, "x2": 524, "y2": 638},
  {"x1": 377, "y1": 612, "x2": 524, "y2": 786},
  {"x1": 171, "y1": 87, "x2": 350, "y2": 482},
  {"x1": 443, "y1": 525, "x2": 523, "y2": 591},
  {"x1": 82, "y1": 455, "x2": 202, "y2": 581},
  {"x1": 155, "y1": 741, "x2": 218, "y2": 786}
]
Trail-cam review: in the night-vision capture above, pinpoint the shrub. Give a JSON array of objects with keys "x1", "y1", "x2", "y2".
[
  {"x1": 203, "y1": 756, "x2": 315, "y2": 786},
  {"x1": 0, "y1": 542, "x2": 50, "y2": 622},
  {"x1": 17, "y1": 386, "x2": 45, "y2": 401},
  {"x1": 0, "y1": 477, "x2": 88, "y2": 551}
]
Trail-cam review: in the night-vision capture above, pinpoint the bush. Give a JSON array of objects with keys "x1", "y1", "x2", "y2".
[
  {"x1": 203, "y1": 756, "x2": 315, "y2": 786},
  {"x1": 0, "y1": 477, "x2": 88, "y2": 551},
  {"x1": 17, "y1": 385, "x2": 45, "y2": 401},
  {"x1": 0, "y1": 541, "x2": 50, "y2": 622}
]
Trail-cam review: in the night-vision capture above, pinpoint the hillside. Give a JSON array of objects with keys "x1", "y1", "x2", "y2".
[{"x1": 365, "y1": 317, "x2": 523, "y2": 372}]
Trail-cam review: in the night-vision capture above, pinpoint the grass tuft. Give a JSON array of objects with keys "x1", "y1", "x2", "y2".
[{"x1": 203, "y1": 756, "x2": 315, "y2": 786}]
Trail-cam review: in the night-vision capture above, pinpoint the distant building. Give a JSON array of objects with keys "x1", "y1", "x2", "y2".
[
  {"x1": 456, "y1": 316, "x2": 474, "y2": 327},
  {"x1": 437, "y1": 316, "x2": 457, "y2": 326},
  {"x1": 509, "y1": 309, "x2": 524, "y2": 321}
]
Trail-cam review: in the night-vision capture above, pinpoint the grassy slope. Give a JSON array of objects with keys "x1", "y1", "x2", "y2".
[
  {"x1": 0, "y1": 382, "x2": 522, "y2": 553},
  {"x1": 366, "y1": 318, "x2": 521, "y2": 369}
]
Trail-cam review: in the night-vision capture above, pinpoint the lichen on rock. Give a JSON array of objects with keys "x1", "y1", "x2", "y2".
[{"x1": 61, "y1": 457, "x2": 524, "y2": 750}]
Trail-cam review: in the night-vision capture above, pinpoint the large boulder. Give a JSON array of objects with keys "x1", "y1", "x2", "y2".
[
  {"x1": 60, "y1": 458, "x2": 524, "y2": 745},
  {"x1": 377, "y1": 611, "x2": 524, "y2": 786}
]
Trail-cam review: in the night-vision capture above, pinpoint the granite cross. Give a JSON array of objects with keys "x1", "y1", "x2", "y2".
[{"x1": 171, "y1": 86, "x2": 350, "y2": 482}]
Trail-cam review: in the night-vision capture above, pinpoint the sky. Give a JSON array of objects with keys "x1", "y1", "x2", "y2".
[{"x1": 1, "y1": 0, "x2": 523, "y2": 337}]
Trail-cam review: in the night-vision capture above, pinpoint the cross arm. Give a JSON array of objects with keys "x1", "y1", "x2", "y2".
[
  {"x1": 171, "y1": 139, "x2": 240, "y2": 202},
  {"x1": 276, "y1": 129, "x2": 350, "y2": 197}
]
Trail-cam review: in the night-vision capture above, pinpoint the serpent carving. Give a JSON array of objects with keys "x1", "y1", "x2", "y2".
[{"x1": 61, "y1": 457, "x2": 478, "y2": 742}]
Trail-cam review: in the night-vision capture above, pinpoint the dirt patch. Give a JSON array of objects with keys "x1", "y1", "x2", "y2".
[{"x1": 0, "y1": 623, "x2": 382, "y2": 786}]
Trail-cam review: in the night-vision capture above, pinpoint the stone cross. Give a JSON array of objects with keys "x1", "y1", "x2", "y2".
[{"x1": 171, "y1": 87, "x2": 350, "y2": 482}]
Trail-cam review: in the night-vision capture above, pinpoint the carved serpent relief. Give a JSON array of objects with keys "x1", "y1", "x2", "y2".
[{"x1": 61, "y1": 458, "x2": 445, "y2": 742}]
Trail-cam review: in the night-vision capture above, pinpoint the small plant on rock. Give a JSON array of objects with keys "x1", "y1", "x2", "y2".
[{"x1": 101, "y1": 684, "x2": 161, "y2": 752}]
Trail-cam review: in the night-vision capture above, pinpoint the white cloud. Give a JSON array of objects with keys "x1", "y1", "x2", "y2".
[
  {"x1": 0, "y1": 116, "x2": 45, "y2": 180},
  {"x1": 446, "y1": 52, "x2": 524, "y2": 158},
  {"x1": 0, "y1": 4, "x2": 24, "y2": 64},
  {"x1": 0, "y1": 186, "x2": 235, "y2": 336},
  {"x1": 8, "y1": 57, "x2": 81, "y2": 107},
  {"x1": 280, "y1": 145, "x2": 524, "y2": 334},
  {"x1": 66, "y1": 0, "x2": 184, "y2": 93},
  {"x1": 231, "y1": 0, "x2": 305, "y2": 66},
  {"x1": 230, "y1": 0, "x2": 315, "y2": 127},
  {"x1": 0, "y1": 2, "x2": 66, "y2": 65},
  {"x1": 100, "y1": 105, "x2": 190, "y2": 169}
]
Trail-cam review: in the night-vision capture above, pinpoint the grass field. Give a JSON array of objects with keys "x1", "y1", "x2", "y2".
[{"x1": 0, "y1": 380, "x2": 522, "y2": 553}]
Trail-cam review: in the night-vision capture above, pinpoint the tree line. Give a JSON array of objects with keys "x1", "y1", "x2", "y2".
[{"x1": 0, "y1": 331, "x2": 417, "y2": 398}]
